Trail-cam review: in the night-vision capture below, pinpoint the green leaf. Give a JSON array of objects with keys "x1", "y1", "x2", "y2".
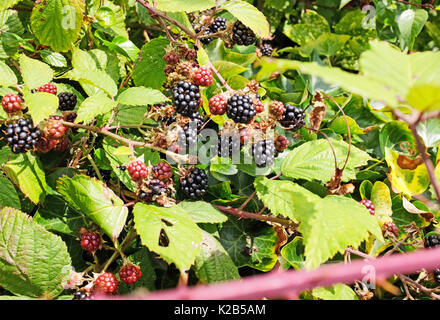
[
  {"x1": 396, "y1": 9, "x2": 428, "y2": 50},
  {"x1": 218, "y1": 217, "x2": 278, "y2": 272},
  {"x1": 385, "y1": 147, "x2": 430, "y2": 197},
  {"x1": 222, "y1": 0, "x2": 270, "y2": 38},
  {"x1": 312, "y1": 283, "x2": 358, "y2": 300},
  {"x1": 379, "y1": 121, "x2": 416, "y2": 156},
  {"x1": 30, "y1": 0, "x2": 85, "y2": 51},
  {"x1": 40, "y1": 50, "x2": 68, "y2": 68},
  {"x1": 0, "y1": 9, "x2": 24, "y2": 34},
  {"x1": 280, "y1": 237, "x2": 305, "y2": 270},
  {"x1": 0, "y1": 0, "x2": 23, "y2": 10},
  {"x1": 0, "y1": 60, "x2": 17, "y2": 87},
  {"x1": 406, "y1": 84, "x2": 440, "y2": 111},
  {"x1": 133, "y1": 203, "x2": 202, "y2": 272},
  {"x1": 212, "y1": 60, "x2": 248, "y2": 79},
  {"x1": 417, "y1": 118, "x2": 440, "y2": 148},
  {"x1": 0, "y1": 175, "x2": 20, "y2": 209},
  {"x1": 23, "y1": 90, "x2": 59, "y2": 125},
  {"x1": 57, "y1": 175, "x2": 128, "y2": 241},
  {"x1": 117, "y1": 87, "x2": 168, "y2": 106},
  {"x1": 392, "y1": 196, "x2": 431, "y2": 231},
  {"x1": 281, "y1": 138, "x2": 372, "y2": 183},
  {"x1": 33, "y1": 195, "x2": 86, "y2": 237},
  {"x1": 329, "y1": 115, "x2": 365, "y2": 135},
  {"x1": 132, "y1": 37, "x2": 169, "y2": 90},
  {"x1": 155, "y1": 0, "x2": 215, "y2": 12},
  {"x1": 194, "y1": 230, "x2": 240, "y2": 284},
  {"x1": 68, "y1": 68, "x2": 117, "y2": 98},
  {"x1": 75, "y1": 94, "x2": 117, "y2": 124},
  {"x1": 3, "y1": 152, "x2": 46, "y2": 204},
  {"x1": 283, "y1": 10, "x2": 329, "y2": 45},
  {"x1": 177, "y1": 201, "x2": 228, "y2": 224},
  {"x1": 19, "y1": 54, "x2": 54, "y2": 90},
  {"x1": 0, "y1": 207, "x2": 71, "y2": 299}
]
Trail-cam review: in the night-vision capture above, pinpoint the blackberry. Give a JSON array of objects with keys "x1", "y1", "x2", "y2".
[
  {"x1": 94, "y1": 272, "x2": 118, "y2": 294},
  {"x1": 58, "y1": 92, "x2": 77, "y2": 111},
  {"x1": 181, "y1": 168, "x2": 209, "y2": 199},
  {"x1": 261, "y1": 43, "x2": 273, "y2": 57},
  {"x1": 189, "y1": 111, "x2": 204, "y2": 131},
  {"x1": 177, "y1": 125, "x2": 198, "y2": 154},
  {"x1": 192, "y1": 66, "x2": 213, "y2": 87},
  {"x1": 172, "y1": 81, "x2": 202, "y2": 117},
  {"x1": 128, "y1": 160, "x2": 149, "y2": 182},
  {"x1": 226, "y1": 94, "x2": 256, "y2": 124},
  {"x1": 232, "y1": 21, "x2": 256, "y2": 46},
  {"x1": 209, "y1": 94, "x2": 228, "y2": 115},
  {"x1": 37, "y1": 83, "x2": 57, "y2": 95},
  {"x1": 269, "y1": 101, "x2": 285, "y2": 120},
  {"x1": 434, "y1": 269, "x2": 440, "y2": 283},
  {"x1": 73, "y1": 290, "x2": 90, "y2": 300},
  {"x1": 148, "y1": 179, "x2": 167, "y2": 195},
  {"x1": 250, "y1": 140, "x2": 276, "y2": 168},
  {"x1": 163, "y1": 51, "x2": 180, "y2": 65},
  {"x1": 275, "y1": 135, "x2": 289, "y2": 152},
  {"x1": 152, "y1": 162, "x2": 173, "y2": 181},
  {"x1": 360, "y1": 199, "x2": 375, "y2": 215},
  {"x1": 211, "y1": 17, "x2": 227, "y2": 32},
  {"x1": 119, "y1": 265, "x2": 142, "y2": 284},
  {"x1": 218, "y1": 133, "x2": 241, "y2": 158},
  {"x1": 119, "y1": 165, "x2": 127, "y2": 171},
  {"x1": 253, "y1": 97, "x2": 264, "y2": 113},
  {"x1": 2, "y1": 118, "x2": 41, "y2": 154},
  {"x1": 44, "y1": 115, "x2": 68, "y2": 140},
  {"x1": 424, "y1": 235, "x2": 440, "y2": 248},
  {"x1": 382, "y1": 221, "x2": 399, "y2": 238},
  {"x1": 280, "y1": 104, "x2": 305, "y2": 130},
  {"x1": 80, "y1": 231, "x2": 102, "y2": 253},
  {"x1": 197, "y1": 26, "x2": 214, "y2": 45},
  {"x1": 2, "y1": 93, "x2": 22, "y2": 114}
]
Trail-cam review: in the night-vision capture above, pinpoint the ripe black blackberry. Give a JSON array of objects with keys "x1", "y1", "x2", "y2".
[
  {"x1": 226, "y1": 94, "x2": 257, "y2": 124},
  {"x1": 181, "y1": 168, "x2": 209, "y2": 199},
  {"x1": 2, "y1": 118, "x2": 41, "y2": 154},
  {"x1": 73, "y1": 290, "x2": 90, "y2": 300},
  {"x1": 424, "y1": 235, "x2": 440, "y2": 248},
  {"x1": 261, "y1": 43, "x2": 273, "y2": 57},
  {"x1": 58, "y1": 92, "x2": 77, "y2": 111},
  {"x1": 148, "y1": 179, "x2": 167, "y2": 195},
  {"x1": 232, "y1": 21, "x2": 256, "y2": 46},
  {"x1": 218, "y1": 133, "x2": 241, "y2": 158},
  {"x1": 172, "y1": 81, "x2": 202, "y2": 117},
  {"x1": 434, "y1": 269, "x2": 440, "y2": 283},
  {"x1": 197, "y1": 26, "x2": 214, "y2": 45},
  {"x1": 280, "y1": 104, "x2": 305, "y2": 131},
  {"x1": 177, "y1": 125, "x2": 198, "y2": 154},
  {"x1": 250, "y1": 140, "x2": 276, "y2": 168},
  {"x1": 211, "y1": 17, "x2": 227, "y2": 32},
  {"x1": 189, "y1": 112, "x2": 204, "y2": 131}
]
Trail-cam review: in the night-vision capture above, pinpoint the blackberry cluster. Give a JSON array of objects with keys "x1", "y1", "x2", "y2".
[
  {"x1": 152, "y1": 162, "x2": 173, "y2": 181},
  {"x1": 58, "y1": 92, "x2": 77, "y2": 111},
  {"x1": 218, "y1": 133, "x2": 241, "y2": 158},
  {"x1": 232, "y1": 21, "x2": 256, "y2": 46},
  {"x1": 250, "y1": 140, "x2": 276, "y2": 168},
  {"x1": 280, "y1": 104, "x2": 305, "y2": 130},
  {"x1": 424, "y1": 235, "x2": 440, "y2": 248},
  {"x1": 2, "y1": 119, "x2": 41, "y2": 153},
  {"x1": 360, "y1": 199, "x2": 375, "y2": 215},
  {"x1": 73, "y1": 290, "x2": 90, "y2": 300},
  {"x1": 261, "y1": 44, "x2": 273, "y2": 57},
  {"x1": 198, "y1": 27, "x2": 214, "y2": 45},
  {"x1": 197, "y1": 17, "x2": 227, "y2": 45},
  {"x1": 181, "y1": 168, "x2": 208, "y2": 199},
  {"x1": 172, "y1": 81, "x2": 202, "y2": 117},
  {"x1": 226, "y1": 94, "x2": 256, "y2": 124}
]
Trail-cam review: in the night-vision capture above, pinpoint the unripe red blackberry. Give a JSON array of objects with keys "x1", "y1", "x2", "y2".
[
  {"x1": 269, "y1": 101, "x2": 285, "y2": 120},
  {"x1": 37, "y1": 83, "x2": 57, "y2": 95},
  {"x1": 253, "y1": 96, "x2": 264, "y2": 113},
  {"x1": 239, "y1": 127, "x2": 251, "y2": 144},
  {"x1": 382, "y1": 221, "x2": 399, "y2": 238},
  {"x1": 175, "y1": 61, "x2": 196, "y2": 77},
  {"x1": 80, "y1": 231, "x2": 102, "y2": 253},
  {"x1": 360, "y1": 199, "x2": 375, "y2": 215},
  {"x1": 181, "y1": 168, "x2": 208, "y2": 199},
  {"x1": 2, "y1": 93, "x2": 22, "y2": 114},
  {"x1": 226, "y1": 93, "x2": 256, "y2": 124},
  {"x1": 44, "y1": 115, "x2": 68, "y2": 140},
  {"x1": 250, "y1": 139, "x2": 276, "y2": 168},
  {"x1": 275, "y1": 135, "x2": 289, "y2": 152},
  {"x1": 232, "y1": 21, "x2": 256, "y2": 46},
  {"x1": 164, "y1": 65, "x2": 175, "y2": 75},
  {"x1": 185, "y1": 48, "x2": 197, "y2": 61},
  {"x1": 94, "y1": 272, "x2": 118, "y2": 294},
  {"x1": 152, "y1": 162, "x2": 173, "y2": 181},
  {"x1": 54, "y1": 136, "x2": 70, "y2": 152},
  {"x1": 261, "y1": 43, "x2": 273, "y2": 57},
  {"x1": 209, "y1": 94, "x2": 228, "y2": 115},
  {"x1": 119, "y1": 264, "x2": 142, "y2": 284},
  {"x1": 58, "y1": 92, "x2": 77, "y2": 111},
  {"x1": 163, "y1": 51, "x2": 180, "y2": 65},
  {"x1": 127, "y1": 160, "x2": 148, "y2": 182},
  {"x1": 172, "y1": 81, "x2": 202, "y2": 117},
  {"x1": 424, "y1": 234, "x2": 440, "y2": 248},
  {"x1": 2, "y1": 118, "x2": 41, "y2": 154},
  {"x1": 280, "y1": 104, "x2": 305, "y2": 131},
  {"x1": 37, "y1": 136, "x2": 58, "y2": 153},
  {"x1": 192, "y1": 66, "x2": 213, "y2": 87}
]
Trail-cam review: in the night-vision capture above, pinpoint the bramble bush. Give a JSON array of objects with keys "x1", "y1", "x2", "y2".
[{"x1": 1, "y1": 0, "x2": 440, "y2": 301}]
